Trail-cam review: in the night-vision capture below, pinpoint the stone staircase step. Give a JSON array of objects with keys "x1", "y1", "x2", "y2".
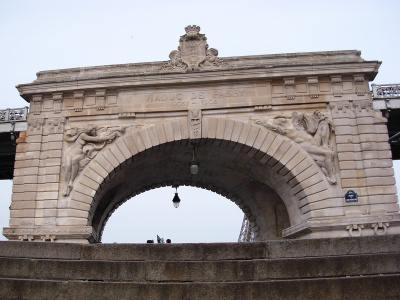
[
  {"x1": 1, "y1": 235, "x2": 399, "y2": 261},
  {"x1": 1, "y1": 275, "x2": 399, "y2": 300},
  {"x1": 0, "y1": 253, "x2": 398, "y2": 282}
]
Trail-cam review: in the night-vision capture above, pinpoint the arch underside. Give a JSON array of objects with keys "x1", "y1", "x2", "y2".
[{"x1": 68, "y1": 118, "x2": 332, "y2": 242}]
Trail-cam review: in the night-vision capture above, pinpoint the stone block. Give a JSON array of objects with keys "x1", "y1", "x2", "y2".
[
  {"x1": 108, "y1": 144, "x2": 126, "y2": 165},
  {"x1": 36, "y1": 183, "x2": 59, "y2": 192},
  {"x1": 363, "y1": 159, "x2": 393, "y2": 169},
  {"x1": 36, "y1": 191, "x2": 59, "y2": 200},
  {"x1": 335, "y1": 125, "x2": 358, "y2": 135},
  {"x1": 154, "y1": 123, "x2": 167, "y2": 145},
  {"x1": 12, "y1": 192, "x2": 36, "y2": 201},
  {"x1": 340, "y1": 169, "x2": 359, "y2": 179},
  {"x1": 10, "y1": 209, "x2": 35, "y2": 218},
  {"x1": 38, "y1": 175, "x2": 59, "y2": 184},
  {"x1": 42, "y1": 133, "x2": 63, "y2": 143},
  {"x1": 10, "y1": 200, "x2": 36, "y2": 210},
  {"x1": 360, "y1": 142, "x2": 377, "y2": 151},
  {"x1": 122, "y1": 135, "x2": 139, "y2": 156},
  {"x1": 71, "y1": 190, "x2": 93, "y2": 205},
  {"x1": 84, "y1": 167, "x2": 105, "y2": 185},
  {"x1": 43, "y1": 158, "x2": 62, "y2": 167},
  {"x1": 247, "y1": 129, "x2": 267, "y2": 157},
  {"x1": 39, "y1": 166, "x2": 61, "y2": 175},
  {"x1": 47, "y1": 141, "x2": 63, "y2": 150},
  {"x1": 94, "y1": 153, "x2": 114, "y2": 173},
  {"x1": 336, "y1": 144, "x2": 361, "y2": 152},
  {"x1": 260, "y1": 135, "x2": 284, "y2": 164},
  {"x1": 74, "y1": 183, "x2": 96, "y2": 198},
  {"x1": 356, "y1": 116, "x2": 374, "y2": 125},
  {"x1": 309, "y1": 206, "x2": 344, "y2": 218},
  {"x1": 13, "y1": 167, "x2": 39, "y2": 177},
  {"x1": 223, "y1": 119, "x2": 235, "y2": 141},
  {"x1": 139, "y1": 129, "x2": 153, "y2": 149},
  {"x1": 366, "y1": 176, "x2": 395, "y2": 186},
  {"x1": 80, "y1": 175, "x2": 100, "y2": 191},
  {"x1": 335, "y1": 135, "x2": 354, "y2": 144},
  {"x1": 58, "y1": 200, "x2": 91, "y2": 211},
  {"x1": 14, "y1": 159, "x2": 40, "y2": 169},
  {"x1": 230, "y1": 121, "x2": 244, "y2": 143},
  {"x1": 56, "y1": 217, "x2": 88, "y2": 226},
  {"x1": 279, "y1": 151, "x2": 307, "y2": 177},
  {"x1": 40, "y1": 150, "x2": 62, "y2": 160},
  {"x1": 147, "y1": 125, "x2": 160, "y2": 148},
  {"x1": 102, "y1": 148, "x2": 120, "y2": 168},
  {"x1": 57, "y1": 208, "x2": 89, "y2": 218},
  {"x1": 16, "y1": 143, "x2": 41, "y2": 153},
  {"x1": 297, "y1": 181, "x2": 327, "y2": 200},
  {"x1": 341, "y1": 178, "x2": 359, "y2": 188}
]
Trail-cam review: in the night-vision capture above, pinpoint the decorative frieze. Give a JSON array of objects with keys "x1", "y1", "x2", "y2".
[
  {"x1": 329, "y1": 101, "x2": 350, "y2": 114},
  {"x1": 331, "y1": 76, "x2": 342, "y2": 97},
  {"x1": 45, "y1": 118, "x2": 66, "y2": 135},
  {"x1": 27, "y1": 119, "x2": 45, "y2": 133},
  {"x1": 31, "y1": 94, "x2": 43, "y2": 115},
  {"x1": 353, "y1": 100, "x2": 373, "y2": 112},
  {"x1": 73, "y1": 91, "x2": 84, "y2": 112},
  {"x1": 52, "y1": 93, "x2": 63, "y2": 114},
  {"x1": 96, "y1": 89, "x2": 106, "y2": 110},
  {"x1": 284, "y1": 78, "x2": 295, "y2": 100},
  {"x1": 307, "y1": 77, "x2": 319, "y2": 98},
  {"x1": 354, "y1": 74, "x2": 367, "y2": 96}
]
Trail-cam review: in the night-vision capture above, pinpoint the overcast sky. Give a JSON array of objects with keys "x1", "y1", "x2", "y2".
[{"x1": 0, "y1": 0, "x2": 399, "y2": 243}]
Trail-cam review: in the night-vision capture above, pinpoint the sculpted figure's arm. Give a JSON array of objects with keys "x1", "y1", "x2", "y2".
[{"x1": 255, "y1": 118, "x2": 287, "y2": 135}]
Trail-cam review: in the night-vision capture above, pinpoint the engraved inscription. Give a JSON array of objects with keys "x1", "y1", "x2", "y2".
[{"x1": 144, "y1": 88, "x2": 244, "y2": 108}]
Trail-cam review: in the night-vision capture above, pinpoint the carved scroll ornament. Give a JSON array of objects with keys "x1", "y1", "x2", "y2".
[
  {"x1": 255, "y1": 110, "x2": 337, "y2": 184},
  {"x1": 62, "y1": 124, "x2": 140, "y2": 196}
]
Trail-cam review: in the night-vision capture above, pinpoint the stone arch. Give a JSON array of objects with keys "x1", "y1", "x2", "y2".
[{"x1": 64, "y1": 117, "x2": 333, "y2": 242}]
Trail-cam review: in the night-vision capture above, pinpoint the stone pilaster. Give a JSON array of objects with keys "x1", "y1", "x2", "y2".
[{"x1": 9, "y1": 118, "x2": 45, "y2": 232}]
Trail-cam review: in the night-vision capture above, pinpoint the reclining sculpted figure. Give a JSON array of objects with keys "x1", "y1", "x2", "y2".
[
  {"x1": 255, "y1": 110, "x2": 337, "y2": 184},
  {"x1": 62, "y1": 124, "x2": 122, "y2": 196}
]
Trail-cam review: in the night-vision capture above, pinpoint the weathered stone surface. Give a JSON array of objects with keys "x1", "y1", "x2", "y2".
[
  {"x1": 4, "y1": 26, "x2": 399, "y2": 243},
  {"x1": 0, "y1": 236, "x2": 399, "y2": 299}
]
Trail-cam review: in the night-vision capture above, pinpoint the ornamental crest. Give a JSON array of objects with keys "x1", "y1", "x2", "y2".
[{"x1": 161, "y1": 25, "x2": 224, "y2": 72}]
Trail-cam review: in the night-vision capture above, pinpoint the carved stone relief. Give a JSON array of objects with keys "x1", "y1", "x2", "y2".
[
  {"x1": 189, "y1": 109, "x2": 202, "y2": 140},
  {"x1": 161, "y1": 25, "x2": 224, "y2": 72},
  {"x1": 255, "y1": 110, "x2": 337, "y2": 184},
  {"x1": 62, "y1": 124, "x2": 141, "y2": 196}
]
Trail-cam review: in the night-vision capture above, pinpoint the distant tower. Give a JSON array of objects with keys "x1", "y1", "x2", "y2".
[{"x1": 238, "y1": 215, "x2": 255, "y2": 242}]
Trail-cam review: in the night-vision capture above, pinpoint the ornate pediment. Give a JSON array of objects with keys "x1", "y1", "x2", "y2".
[{"x1": 161, "y1": 25, "x2": 224, "y2": 72}]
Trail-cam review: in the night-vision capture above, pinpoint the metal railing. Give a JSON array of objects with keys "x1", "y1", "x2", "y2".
[
  {"x1": 0, "y1": 107, "x2": 28, "y2": 123},
  {"x1": 372, "y1": 84, "x2": 400, "y2": 99}
]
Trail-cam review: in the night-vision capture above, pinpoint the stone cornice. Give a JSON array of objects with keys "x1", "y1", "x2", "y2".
[
  {"x1": 30, "y1": 50, "x2": 365, "y2": 84},
  {"x1": 17, "y1": 59, "x2": 380, "y2": 102}
]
